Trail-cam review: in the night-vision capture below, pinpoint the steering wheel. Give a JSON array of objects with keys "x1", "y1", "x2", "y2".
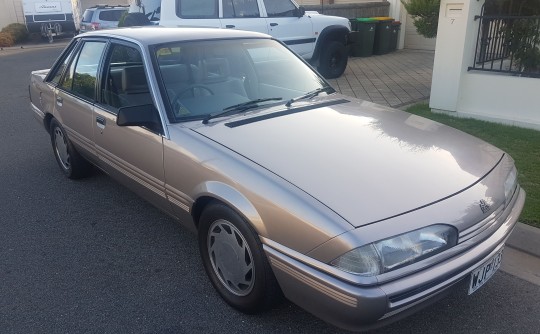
[
  {"x1": 171, "y1": 85, "x2": 215, "y2": 116},
  {"x1": 176, "y1": 85, "x2": 214, "y2": 99}
]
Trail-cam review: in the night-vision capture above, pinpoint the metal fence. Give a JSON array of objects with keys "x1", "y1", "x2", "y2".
[{"x1": 469, "y1": 12, "x2": 540, "y2": 78}]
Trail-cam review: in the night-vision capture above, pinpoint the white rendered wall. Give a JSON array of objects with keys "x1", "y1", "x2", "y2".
[{"x1": 429, "y1": 0, "x2": 540, "y2": 131}]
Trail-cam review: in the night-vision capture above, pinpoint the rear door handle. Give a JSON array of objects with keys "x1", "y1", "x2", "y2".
[
  {"x1": 225, "y1": 25, "x2": 235, "y2": 28},
  {"x1": 270, "y1": 23, "x2": 278, "y2": 27}
]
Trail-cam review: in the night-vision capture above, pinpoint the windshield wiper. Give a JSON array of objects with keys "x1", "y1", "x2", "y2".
[
  {"x1": 202, "y1": 97, "x2": 282, "y2": 124},
  {"x1": 285, "y1": 86, "x2": 335, "y2": 107}
]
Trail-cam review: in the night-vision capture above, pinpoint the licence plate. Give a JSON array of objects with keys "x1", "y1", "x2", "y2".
[{"x1": 468, "y1": 248, "x2": 504, "y2": 295}]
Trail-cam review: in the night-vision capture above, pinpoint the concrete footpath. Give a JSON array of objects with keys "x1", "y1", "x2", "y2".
[{"x1": 3, "y1": 39, "x2": 538, "y2": 285}]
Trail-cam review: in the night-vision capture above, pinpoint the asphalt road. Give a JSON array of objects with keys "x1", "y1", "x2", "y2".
[{"x1": 1, "y1": 44, "x2": 540, "y2": 334}]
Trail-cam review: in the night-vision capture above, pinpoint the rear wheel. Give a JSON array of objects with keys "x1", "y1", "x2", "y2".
[
  {"x1": 318, "y1": 41, "x2": 348, "y2": 79},
  {"x1": 198, "y1": 202, "x2": 281, "y2": 313},
  {"x1": 49, "y1": 119, "x2": 91, "y2": 179}
]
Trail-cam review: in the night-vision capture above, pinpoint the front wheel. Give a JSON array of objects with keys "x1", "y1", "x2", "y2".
[
  {"x1": 318, "y1": 41, "x2": 348, "y2": 79},
  {"x1": 198, "y1": 202, "x2": 281, "y2": 313}
]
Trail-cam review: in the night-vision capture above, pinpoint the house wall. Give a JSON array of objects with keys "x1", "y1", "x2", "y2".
[
  {"x1": 0, "y1": 0, "x2": 24, "y2": 29},
  {"x1": 430, "y1": 0, "x2": 540, "y2": 131},
  {"x1": 457, "y1": 73, "x2": 540, "y2": 130}
]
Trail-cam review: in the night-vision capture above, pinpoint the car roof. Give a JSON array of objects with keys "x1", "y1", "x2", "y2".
[{"x1": 78, "y1": 26, "x2": 272, "y2": 46}]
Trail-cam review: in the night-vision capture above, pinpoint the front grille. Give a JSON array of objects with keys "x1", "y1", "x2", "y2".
[{"x1": 459, "y1": 202, "x2": 505, "y2": 244}]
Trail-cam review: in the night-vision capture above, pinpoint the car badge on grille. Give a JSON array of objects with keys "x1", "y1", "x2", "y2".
[{"x1": 479, "y1": 199, "x2": 491, "y2": 214}]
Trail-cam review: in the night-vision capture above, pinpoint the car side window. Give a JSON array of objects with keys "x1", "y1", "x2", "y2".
[
  {"x1": 101, "y1": 43, "x2": 152, "y2": 113},
  {"x1": 49, "y1": 42, "x2": 79, "y2": 85},
  {"x1": 59, "y1": 41, "x2": 106, "y2": 101},
  {"x1": 177, "y1": 0, "x2": 217, "y2": 18},
  {"x1": 223, "y1": 0, "x2": 260, "y2": 18},
  {"x1": 263, "y1": 0, "x2": 296, "y2": 17}
]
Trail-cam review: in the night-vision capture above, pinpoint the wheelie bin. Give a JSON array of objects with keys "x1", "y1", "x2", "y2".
[
  {"x1": 372, "y1": 17, "x2": 394, "y2": 55},
  {"x1": 350, "y1": 18, "x2": 377, "y2": 57}
]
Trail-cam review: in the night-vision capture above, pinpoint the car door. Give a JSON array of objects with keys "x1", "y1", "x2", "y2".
[
  {"x1": 220, "y1": 0, "x2": 268, "y2": 34},
  {"x1": 93, "y1": 41, "x2": 170, "y2": 214},
  {"x1": 54, "y1": 39, "x2": 107, "y2": 161},
  {"x1": 261, "y1": 0, "x2": 315, "y2": 58}
]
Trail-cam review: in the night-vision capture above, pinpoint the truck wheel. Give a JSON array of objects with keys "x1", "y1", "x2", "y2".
[
  {"x1": 318, "y1": 41, "x2": 348, "y2": 79},
  {"x1": 121, "y1": 13, "x2": 151, "y2": 27},
  {"x1": 50, "y1": 119, "x2": 92, "y2": 179}
]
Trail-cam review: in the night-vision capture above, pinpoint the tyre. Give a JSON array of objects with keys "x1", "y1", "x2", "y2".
[
  {"x1": 121, "y1": 13, "x2": 151, "y2": 27},
  {"x1": 198, "y1": 202, "x2": 281, "y2": 313},
  {"x1": 318, "y1": 41, "x2": 348, "y2": 79},
  {"x1": 49, "y1": 118, "x2": 91, "y2": 179}
]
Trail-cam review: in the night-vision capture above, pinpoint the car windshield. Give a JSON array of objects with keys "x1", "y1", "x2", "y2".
[{"x1": 153, "y1": 38, "x2": 329, "y2": 123}]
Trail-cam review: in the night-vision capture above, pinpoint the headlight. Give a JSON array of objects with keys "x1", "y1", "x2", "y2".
[
  {"x1": 330, "y1": 225, "x2": 458, "y2": 276},
  {"x1": 504, "y1": 166, "x2": 517, "y2": 204}
]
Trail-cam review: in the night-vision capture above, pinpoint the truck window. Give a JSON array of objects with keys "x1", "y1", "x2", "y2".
[
  {"x1": 263, "y1": 0, "x2": 296, "y2": 17},
  {"x1": 177, "y1": 0, "x2": 218, "y2": 18},
  {"x1": 223, "y1": 0, "x2": 260, "y2": 18}
]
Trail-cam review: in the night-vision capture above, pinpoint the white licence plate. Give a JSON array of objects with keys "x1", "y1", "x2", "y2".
[{"x1": 468, "y1": 248, "x2": 504, "y2": 295}]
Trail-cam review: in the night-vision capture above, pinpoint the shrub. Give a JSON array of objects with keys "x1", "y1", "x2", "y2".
[
  {"x1": 1, "y1": 23, "x2": 29, "y2": 43},
  {"x1": 0, "y1": 32, "x2": 15, "y2": 47},
  {"x1": 401, "y1": 0, "x2": 440, "y2": 38}
]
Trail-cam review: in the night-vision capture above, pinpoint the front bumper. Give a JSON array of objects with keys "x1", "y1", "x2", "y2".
[{"x1": 263, "y1": 187, "x2": 525, "y2": 331}]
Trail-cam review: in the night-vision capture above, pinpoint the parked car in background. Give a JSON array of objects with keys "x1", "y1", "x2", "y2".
[
  {"x1": 29, "y1": 27, "x2": 525, "y2": 331},
  {"x1": 79, "y1": 5, "x2": 128, "y2": 32},
  {"x1": 124, "y1": 0, "x2": 351, "y2": 79}
]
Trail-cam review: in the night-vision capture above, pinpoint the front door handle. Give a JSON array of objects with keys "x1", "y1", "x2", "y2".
[
  {"x1": 96, "y1": 116, "x2": 106, "y2": 129},
  {"x1": 270, "y1": 23, "x2": 278, "y2": 27},
  {"x1": 225, "y1": 24, "x2": 235, "y2": 28}
]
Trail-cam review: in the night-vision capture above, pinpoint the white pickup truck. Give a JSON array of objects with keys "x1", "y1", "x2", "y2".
[{"x1": 123, "y1": 0, "x2": 351, "y2": 78}]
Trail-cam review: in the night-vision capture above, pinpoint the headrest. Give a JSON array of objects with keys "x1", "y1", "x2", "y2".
[
  {"x1": 122, "y1": 66, "x2": 149, "y2": 93},
  {"x1": 160, "y1": 64, "x2": 189, "y2": 84}
]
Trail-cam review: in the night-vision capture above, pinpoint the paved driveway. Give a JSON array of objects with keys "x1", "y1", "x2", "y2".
[{"x1": 327, "y1": 49, "x2": 434, "y2": 108}]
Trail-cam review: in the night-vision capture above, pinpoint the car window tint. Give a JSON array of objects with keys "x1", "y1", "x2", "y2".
[
  {"x1": 99, "y1": 9, "x2": 126, "y2": 21},
  {"x1": 177, "y1": 0, "x2": 217, "y2": 18},
  {"x1": 263, "y1": 0, "x2": 296, "y2": 17},
  {"x1": 223, "y1": 0, "x2": 260, "y2": 18},
  {"x1": 82, "y1": 10, "x2": 94, "y2": 22},
  {"x1": 60, "y1": 41, "x2": 106, "y2": 100},
  {"x1": 102, "y1": 43, "x2": 151, "y2": 112}
]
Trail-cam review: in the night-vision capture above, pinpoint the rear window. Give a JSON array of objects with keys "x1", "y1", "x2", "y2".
[
  {"x1": 98, "y1": 9, "x2": 127, "y2": 21},
  {"x1": 82, "y1": 10, "x2": 94, "y2": 22}
]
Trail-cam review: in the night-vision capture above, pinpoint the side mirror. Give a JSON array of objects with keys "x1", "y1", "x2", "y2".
[
  {"x1": 295, "y1": 6, "x2": 306, "y2": 18},
  {"x1": 117, "y1": 104, "x2": 162, "y2": 133}
]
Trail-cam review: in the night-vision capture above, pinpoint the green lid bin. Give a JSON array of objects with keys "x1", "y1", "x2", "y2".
[
  {"x1": 372, "y1": 17, "x2": 394, "y2": 55},
  {"x1": 349, "y1": 18, "x2": 377, "y2": 57}
]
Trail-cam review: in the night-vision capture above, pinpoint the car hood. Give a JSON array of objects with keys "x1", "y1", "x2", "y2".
[{"x1": 190, "y1": 97, "x2": 504, "y2": 227}]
